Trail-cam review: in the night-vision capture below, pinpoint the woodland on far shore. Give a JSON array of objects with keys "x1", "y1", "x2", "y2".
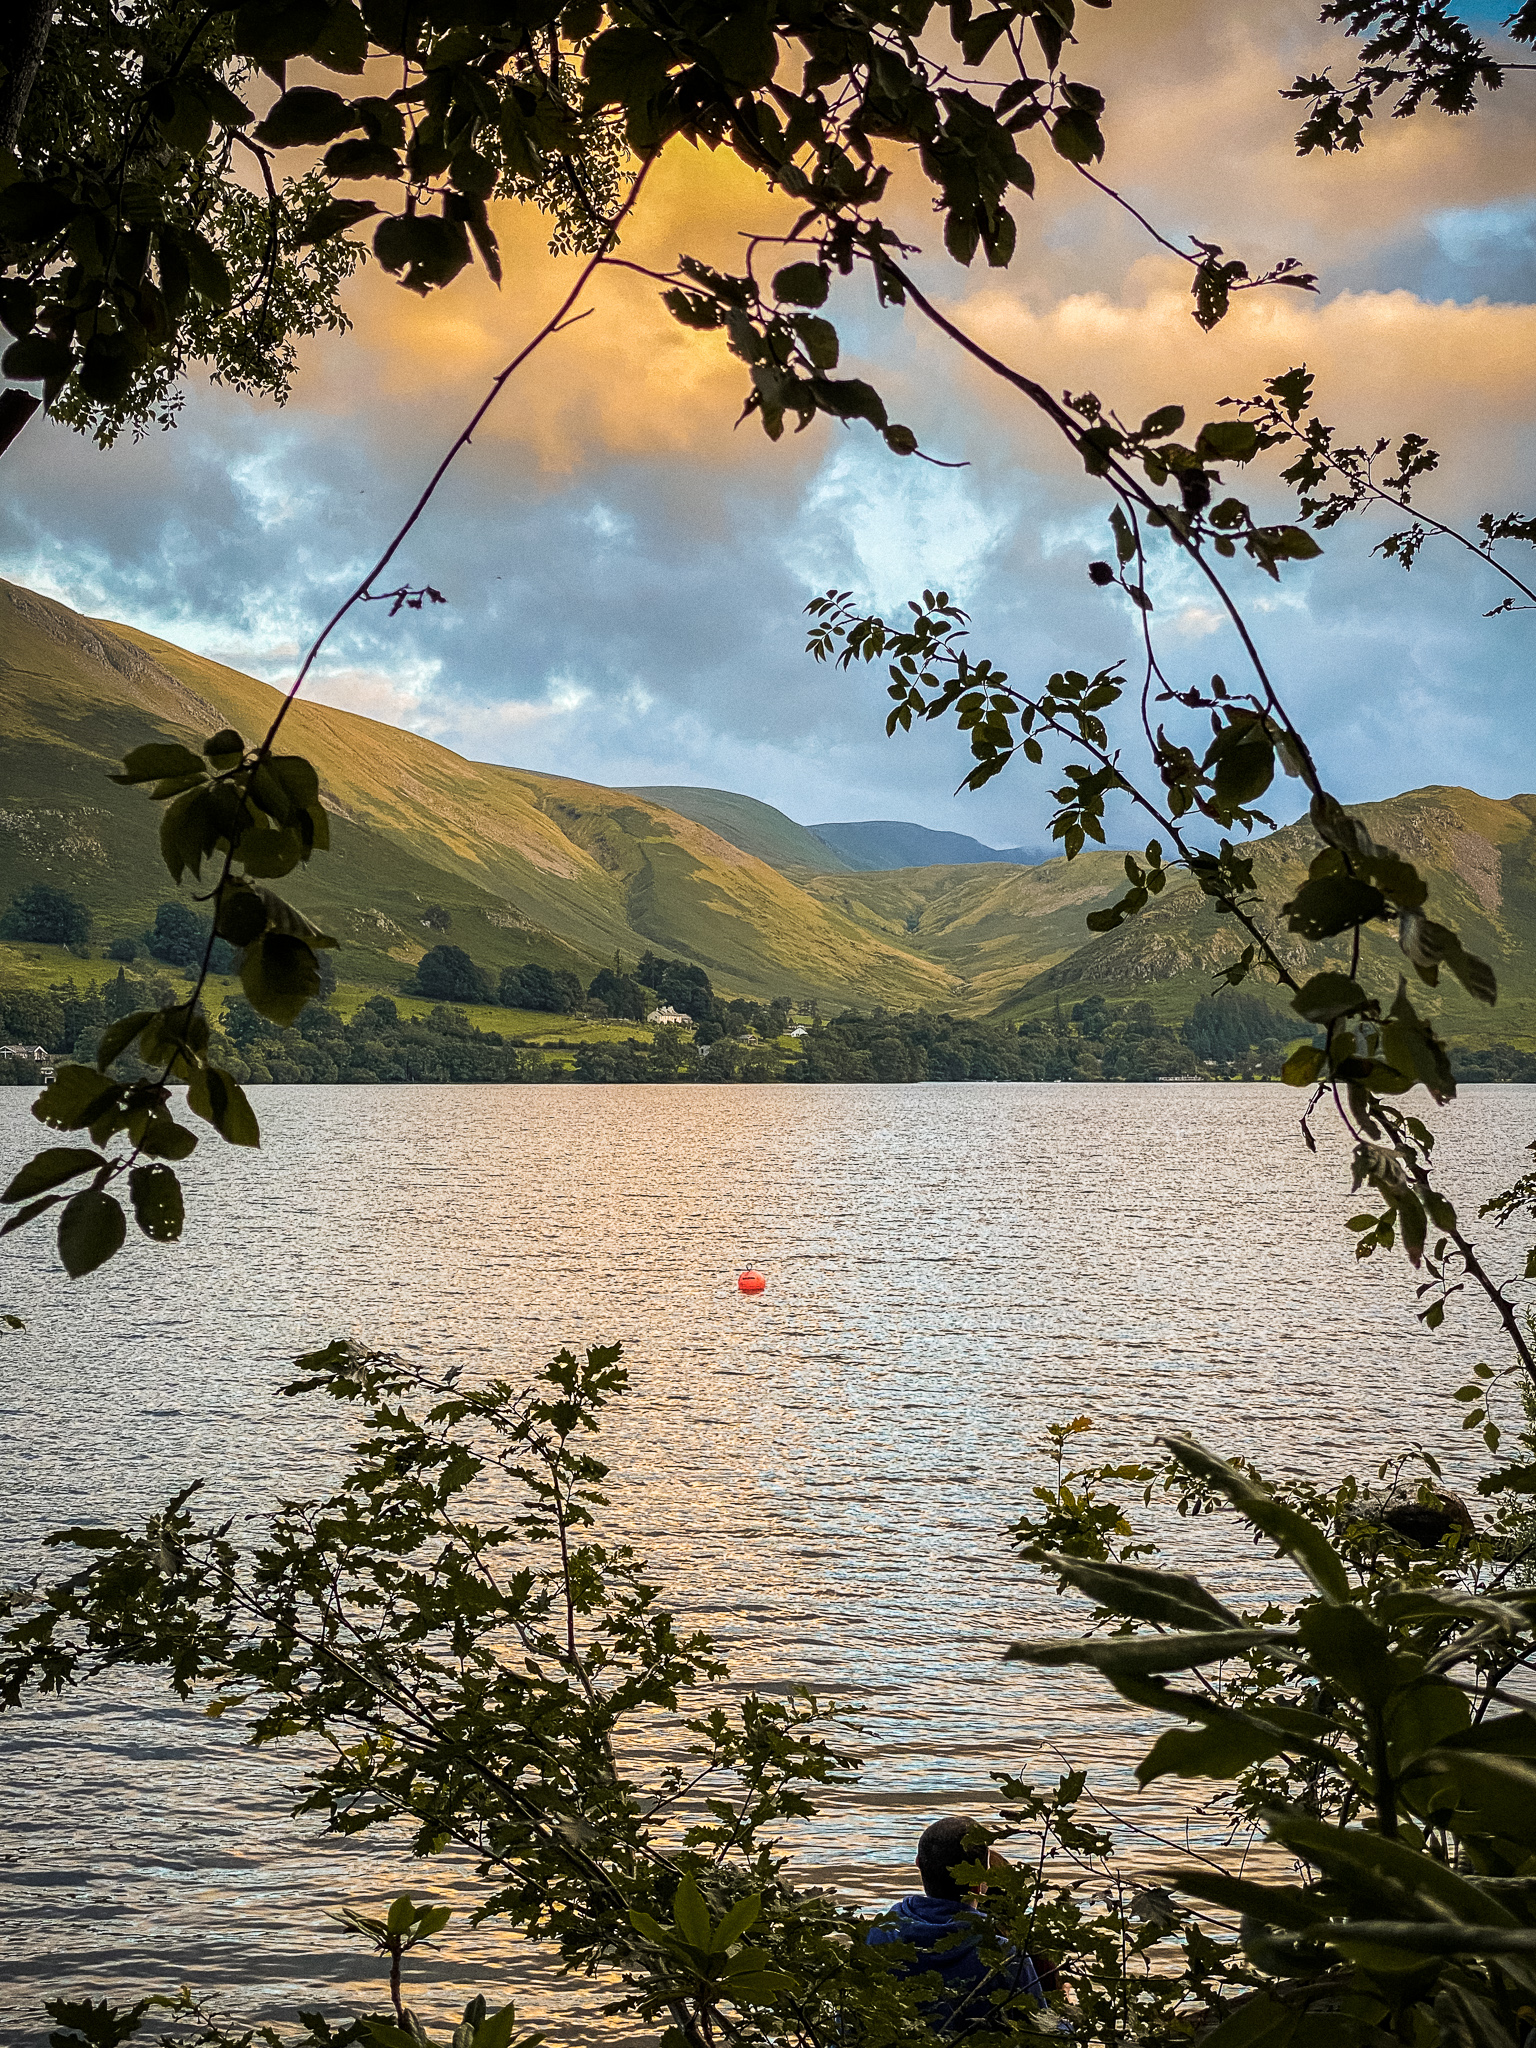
[{"x1": 3, "y1": 890, "x2": 1532, "y2": 1085}]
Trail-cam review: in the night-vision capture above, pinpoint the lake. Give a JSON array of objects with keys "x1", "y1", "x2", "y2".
[{"x1": 2, "y1": 1081, "x2": 1531, "y2": 2042}]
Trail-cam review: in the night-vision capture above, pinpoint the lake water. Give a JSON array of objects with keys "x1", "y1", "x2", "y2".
[{"x1": 2, "y1": 1082, "x2": 1532, "y2": 2042}]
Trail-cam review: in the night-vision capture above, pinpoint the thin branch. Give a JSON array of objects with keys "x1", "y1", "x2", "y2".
[
  {"x1": 1073, "y1": 166, "x2": 1198, "y2": 266},
  {"x1": 107, "y1": 158, "x2": 654, "y2": 1202},
  {"x1": 882, "y1": 257, "x2": 1330, "y2": 799},
  {"x1": 275, "y1": 154, "x2": 653, "y2": 738}
]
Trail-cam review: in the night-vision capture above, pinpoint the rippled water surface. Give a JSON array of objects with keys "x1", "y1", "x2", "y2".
[{"x1": 3, "y1": 1082, "x2": 1532, "y2": 2041}]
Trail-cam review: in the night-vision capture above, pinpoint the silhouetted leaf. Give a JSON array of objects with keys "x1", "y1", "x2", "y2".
[
  {"x1": 129, "y1": 1164, "x2": 184, "y2": 1242},
  {"x1": 57, "y1": 1189, "x2": 126, "y2": 1277},
  {"x1": 2, "y1": 1147, "x2": 105, "y2": 1202}
]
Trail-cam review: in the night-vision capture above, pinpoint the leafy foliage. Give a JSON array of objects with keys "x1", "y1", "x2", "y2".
[
  {"x1": 1228, "y1": 369, "x2": 1536, "y2": 616},
  {"x1": 585, "y1": 966, "x2": 648, "y2": 1021},
  {"x1": 411, "y1": 944, "x2": 494, "y2": 1005},
  {"x1": 1180, "y1": 990, "x2": 1310, "y2": 1068},
  {"x1": 1, "y1": 0, "x2": 1340, "y2": 451},
  {"x1": 1287, "y1": 1, "x2": 1535, "y2": 156},
  {"x1": 0, "y1": 967, "x2": 178, "y2": 1061},
  {"x1": 1003, "y1": 1413, "x2": 1536, "y2": 2048},
  {"x1": 1, "y1": 1342, "x2": 1014, "y2": 2048},
  {"x1": 497, "y1": 961, "x2": 581, "y2": 1014},
  {"x1": 1454, "y1": 1045, "x2": 1536, "y2": 1083},
  {"x1": 0, "y1": 0, "x2": 621, "y2": 442},
  {"x1": 0, "y1": 881, "x2": 91, "y2": 947},
  {"x1": 144, "y1": 899, "x2": 235, "y2": 974},
  {"x1": 25, "y1": 1343, "x2": 1536, "y2": 2048},
  {"x1": 220, "y1": 993, "x2": 536, "y2": 1085},
  {"x1": 2, "y1": 722, "x2": 339, "y2": 1271}
]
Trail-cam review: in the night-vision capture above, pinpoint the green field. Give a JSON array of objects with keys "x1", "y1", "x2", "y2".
[{"x1": 0, "y1": 941, "x2": 678, "y2": 1054}]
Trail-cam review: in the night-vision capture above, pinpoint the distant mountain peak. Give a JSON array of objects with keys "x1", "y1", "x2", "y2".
[
  {"x1": 618, "y1": 785, "x2": 853, "y2": 873},
  {"x1": 808, "y1": 819, "x2": 1053, "y2": 872},
  {"x1": 623, "y1": 788, "x2": 1057, "y2": 877}
]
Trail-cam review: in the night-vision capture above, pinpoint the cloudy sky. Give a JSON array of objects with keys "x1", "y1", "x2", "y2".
[{"x1": 4, "y1": 0, "x2": 1534, "y2": 848}]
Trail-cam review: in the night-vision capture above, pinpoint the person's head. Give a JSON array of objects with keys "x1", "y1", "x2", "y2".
[{"x1": 915, "y1": 1815, "x2": 991, "y2": 1901}]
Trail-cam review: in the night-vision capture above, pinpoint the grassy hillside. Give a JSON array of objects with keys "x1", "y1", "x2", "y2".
[
  {"x1": 5, "y1": 579, "x2": 1534, "y2": 1048},
  {"x1": 807, "y1": 820, "x2": 1051, "y2": 870},
  {"x1": 803, "y1": 855, "x2": 1130, "y2": 1012},
  {"x1": 991, "y1": 787, "x2": 1536, "y2": 1049},
  {"x1": 619, "y1": 785, "x2": 852, "y2": 875},
  {"x1": 0, "y1": 580, "x2": 954, "y2": 1011}
]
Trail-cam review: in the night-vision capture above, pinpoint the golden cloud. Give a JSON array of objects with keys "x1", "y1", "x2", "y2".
[
  {"x1": 302, "y1": 143, "x2": 806, "y2": 475},
  {"x1": 939, "y1": 272, "x2": 1536, "y2": 511},
  {"x1": 293, "y1": 0, "x2": 1535, "y2": 498}
]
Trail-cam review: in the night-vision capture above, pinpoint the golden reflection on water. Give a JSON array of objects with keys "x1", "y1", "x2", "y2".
[{"x1": 2, "y1": 1082, "x2": 1531, "y2": 2042}]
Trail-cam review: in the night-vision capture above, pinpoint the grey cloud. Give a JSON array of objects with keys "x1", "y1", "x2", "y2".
[{"x1": 3, "y1": 261, "x2": 1535, "y2": 852}]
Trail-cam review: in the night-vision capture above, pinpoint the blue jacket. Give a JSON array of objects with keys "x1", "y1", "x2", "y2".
[{"x1": 866, "y1": 1894, "x2": 1047, "y2": 2032}]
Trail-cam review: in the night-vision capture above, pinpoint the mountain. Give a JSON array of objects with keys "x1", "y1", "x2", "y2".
[
  {"x1": 625, "y1": 788, "x2": 1052, "y2": 877},
  {"x1": 3, "y1": 579, "x2": 1534, "y2": 1050},
  {"x1": 0, "y1": 581, "x2": 953, "y2": 1011},
  {"x1": 801, "y1": 856, "x2": 1130, "y2": 1012},
  {"x1": 991, "y1": 786, "x2": 1536, "y2": 1048},
  {"x1": 618, "y1": 786, "x2": 854, "y2": 875},
  {"x1": 808, "y1": 820, "x2": 1052, "y2": 870}
]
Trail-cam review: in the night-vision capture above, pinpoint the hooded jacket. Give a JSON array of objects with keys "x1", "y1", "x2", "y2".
[{"x1": 866, "y1": 1893, "x2": 1046, "y2": 2032}]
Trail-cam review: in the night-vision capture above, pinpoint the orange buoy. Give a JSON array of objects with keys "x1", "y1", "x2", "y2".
[{"x1": 738, "y1": 1269, "x2": 766, "y2": 1294}]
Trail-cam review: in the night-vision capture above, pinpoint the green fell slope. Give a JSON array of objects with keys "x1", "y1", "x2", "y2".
[
  {"x1": 6, "y1": 579, "x2": 1534, "y2": 1047},
  {"x1": 803, "y1": 856, "x2": 1130, "y2": 1012},
  {"x1": 992, "y1": 787, "x2": 1536, "y2": 1048},
  {"x1": 619, "y1": 784, "x2": 852, "y2": 876},
  {"x1": 0, "y1": 580, "x2": 954, "y2": 1010}
]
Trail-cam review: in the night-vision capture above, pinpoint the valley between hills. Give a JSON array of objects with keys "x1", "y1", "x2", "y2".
[{"x1": 3, "y1": 574, "x2": 1535, "y2": 1052}]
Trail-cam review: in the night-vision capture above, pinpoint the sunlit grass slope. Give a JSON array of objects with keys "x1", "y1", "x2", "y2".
[
  {"x1": 6, "y1": 578, "x2": 1533, "y2": 1046},
  {"x1": 802, "y1": 855, "x2": 1131, "y2": 1012},
  {"x1": 0, "y1": 579, "x2": 957, "y2": 1010},
  {"x1": 619, "y1": 785, "x2": 852, "y2": 876},
  {"x1": 991, "y1": 788, "x2": 1536, "y2": 1048}
]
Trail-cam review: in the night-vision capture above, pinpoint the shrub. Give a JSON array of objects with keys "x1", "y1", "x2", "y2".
[
  {"x1": 105, "y1": 936, "x2": 139, "y2": 962},
  {"x1": 0, "y1": 884, "x2": 92, "y2": 947},
  {"x1": 586, "y1": 967, "x2": 647, "y2": 1020},
  {"x1": 500, "y1": 962, "x2": 582, "y2": 1012},
  {"x1": 412, "y1": 944, "x2": 494, "y2": 1004},
  {"x1": 145, "y1": 900, "x2": 236, "y2": 974}
]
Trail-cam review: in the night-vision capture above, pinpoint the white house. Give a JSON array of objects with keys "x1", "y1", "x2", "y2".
[
  {"x1": 0, "y1": 1045, "x2": 49, "y2": 1063},
  {"x1": 647, "y1": 1005, "x2": 693, "y2": 1027},
  {"x1": 787, "y1": 1026, "x2": 808, "y2": 1038}
]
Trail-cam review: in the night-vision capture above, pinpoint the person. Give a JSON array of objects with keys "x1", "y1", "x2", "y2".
[{"x1": 866, "y1": 1815, "x2": 1052, "y2": 2033}]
